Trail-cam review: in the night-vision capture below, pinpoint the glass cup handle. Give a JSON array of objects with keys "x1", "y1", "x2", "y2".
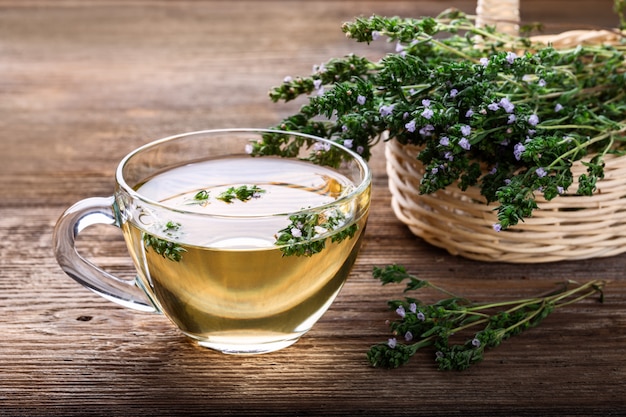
[{"x1": 53, "y1": 196, "x2": 157, "y2": 313}]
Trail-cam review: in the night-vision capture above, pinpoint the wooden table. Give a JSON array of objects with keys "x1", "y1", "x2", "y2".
[{"x1": 1, "y1": 1, "x2": 624, "y2": 415}]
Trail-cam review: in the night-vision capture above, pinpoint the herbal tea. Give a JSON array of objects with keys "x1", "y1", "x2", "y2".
[
  {"x1": 122, "y1": 156, "x2": 369, "y2": 353},
  {"x1": 54, "y1": 129, "x2": 371, "y2": 354}
]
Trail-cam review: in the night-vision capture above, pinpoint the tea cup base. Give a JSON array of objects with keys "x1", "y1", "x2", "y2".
[{"x1": 194, "y1": 336, "x2": 301, "y2": 355}]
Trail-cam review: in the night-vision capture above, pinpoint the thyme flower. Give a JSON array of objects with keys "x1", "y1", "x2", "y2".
[{"x1": 259, "y1": 8, "x2": 626, "y2": 229}]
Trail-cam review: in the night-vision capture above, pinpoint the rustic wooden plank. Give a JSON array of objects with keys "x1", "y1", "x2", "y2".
[{"x1": 1, "y1": 1, "x2": 625, "y2": 416}]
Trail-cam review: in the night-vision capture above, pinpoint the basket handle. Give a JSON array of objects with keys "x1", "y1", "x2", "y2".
[{"x1": 476, "y1": 0, "x2": 520, "y2": 35}]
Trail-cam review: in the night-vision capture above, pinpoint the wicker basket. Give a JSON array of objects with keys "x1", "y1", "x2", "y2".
[{"x1": 386, "y1": 0, "x2": 626, "y2": 263}]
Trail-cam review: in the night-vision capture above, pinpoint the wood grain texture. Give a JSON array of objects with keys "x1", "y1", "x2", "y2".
[{"x1": 1, "y1": 1, "x2": 624, "y2": 416}]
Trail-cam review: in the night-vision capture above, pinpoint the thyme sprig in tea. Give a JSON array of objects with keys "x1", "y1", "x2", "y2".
[
  {"x1": 368, "y1": 265, "x2": 605, "y2": 371},
  {"x1": 217, "y1": 185, "x2": 266, "y2": 203},
  {"x1": 143, "y1": 221, "x2": 186, "y2": 262},
  {"x1": 256, "y1": 7, "x2": 626, "y2": 229},
  {"x1": 275, "y1": 208, "x2": 358, "y2": 257}
]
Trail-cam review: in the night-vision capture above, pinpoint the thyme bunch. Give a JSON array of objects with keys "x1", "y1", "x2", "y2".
[
  {"x1": 257, "y1": 8, "x2": 626, "y2": 229},
  {"x1": 368, "y1": 265, "x2": 605, "y2": 371}
]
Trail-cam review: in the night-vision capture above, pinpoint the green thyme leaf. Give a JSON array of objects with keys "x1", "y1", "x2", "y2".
[
  {"x1": 194, "y1": 190, "x2": 210, "y2": 201},
  {"x1": 185, "y1": 190, "x2": 211, "y2": 206}
]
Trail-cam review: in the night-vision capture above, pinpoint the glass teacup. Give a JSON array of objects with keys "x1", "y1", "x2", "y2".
[{"x1": 53, "y1": 129, "x2": 371, "y2": 354}]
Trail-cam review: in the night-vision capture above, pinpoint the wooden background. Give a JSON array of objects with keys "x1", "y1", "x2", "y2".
[{"x1": 0, "y1": 1, "x2": 624, "y2": 416}]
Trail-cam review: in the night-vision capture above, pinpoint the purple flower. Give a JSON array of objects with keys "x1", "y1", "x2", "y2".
[
  {"x1": 343, "y1": 139, "x2": 353, "y2": 149},
  {"x1": 557, "y1": 186, "x2": 564, "y2": 194},
  {"x1": 459, "y1": 137, "x2": 471, "y2": 150},
  {"x1": 388, "y1": 338, "x2": 397, "y2": 349},
  {"x1": 465, "y1": 109, "x2": 474, "y2": 118},
  {"x1": 488, "y1": 102, "x2": 500, "y2": 111},
  {"x1": 506, "y1": 51, "x2": 517, "y2": 64},
  {"x1": 313, "y1": 142, "x2": 331, "y2": 152},
  {"x1": 405, "y1": 120, "x2": 416, "y2": 133},
  {"x1": 341, "y1": 125, "x2": 348, "y2": 132},
  {"x1": 461, "y1": 125, "x2": 471, "y2": 137},
  {"x1": 417, "y1": 312, "x2": 426, "y2": 321},
  {"x1": 439, "y1": 136, "x2": 450, "y2": 146},
  {"x1": 422, "y1": 99, "x2": 431, "y2": 107},
  {"x1": 395, "y1": 42, "x2": 404, "y2": 53},
  {"x1": 528, "y1": 114, "x2": 539, "y2": 126},
  {"x1": 419, "y1": 125, "x2": 434, "y2": 136},
  {"x1": 313, "y1": 79, "x2": 323, "y2": 90},
  {"x1": 514, "y1": 143, "x2": 525, "y2": 160},
  {"x1": 450, "y1": 88, "x2": 458, "y2": 98},
  {"x1": 290, "y1": 227, "x2": 302, "y2": 238},
  {"x1": 356, "y1": 146, "x2": 364, "y2": 154},
  {"x1": 472, "y1": 338, "x2": 481, "y2": 348},
  {"x1": 480, "y1": 57, "x2": 489, "y2": 66},
  {"x1": 283, "y1": 76, "x2": 292, "y2": 83},
  {"x1": 493, "y1": 223, "x2": 502, "y2": 232},
  {"x1": 538, "y1": 79, "x2": 547, "y2": 87},
  {"x1": 405, "y1": 331, "x2": 413, "y2": 342},
  {"x1": 499, "y1": 97, "x2": 515, "y2": 113},
  {"x1": 372, "y1": 30, "x2": 381, "y2": 41},
  {"x1": 396, "y1": 305, "x2": 406, "y2": 318},
  {"x1": 379, "y1": 104, "x2": 395, "y2": 117},
  {"x1": 507, "y1": 114, "x2": 517, "y2": 124},
  {"x1": 421, "y1": 108, "x2": 434, "y2": 120},
  {"x1": 536, "y1": 167, "x2": 547, "y2": 178},
  {"x1": 444, "y1": 151, "x2": 454, "y2": 161},
  {"x1": 357, "y1": 95, "x2": 366, "y2": 105},
  {"x1": 555, "y1": 103, "x2": 564, "y2": 112}
]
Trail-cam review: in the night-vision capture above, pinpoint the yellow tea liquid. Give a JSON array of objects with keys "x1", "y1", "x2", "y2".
[{"x1": 122, "y1": 156, "x2": 369, "y2": 353}]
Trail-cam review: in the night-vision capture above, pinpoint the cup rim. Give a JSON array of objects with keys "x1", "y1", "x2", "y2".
[{"x1": 115, "y1": 128, "x2": 372, "y2": 218}]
